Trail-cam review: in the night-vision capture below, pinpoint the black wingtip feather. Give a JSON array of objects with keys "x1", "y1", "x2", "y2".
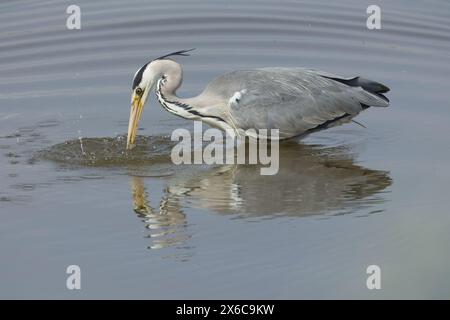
[
  {"x1": 321, "y1": 75, "x2": 390, "y2": 94},
  {"x1": 357, "y1": 77, "x2": 390, "y2": 94}
]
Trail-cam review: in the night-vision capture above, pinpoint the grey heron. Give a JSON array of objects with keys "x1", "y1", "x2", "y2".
[{"x1": 127, "y1": 49, "x2": 390, "y2": 149}]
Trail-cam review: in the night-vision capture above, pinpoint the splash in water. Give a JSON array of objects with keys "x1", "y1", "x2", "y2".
[{"x1": 35, "y1": 135, "x2": 175, "y2": 166}]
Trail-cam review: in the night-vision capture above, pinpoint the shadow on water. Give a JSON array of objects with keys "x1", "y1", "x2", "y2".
[{"x1": 37, "y1": 136, "x2": 392, "y2": 251}]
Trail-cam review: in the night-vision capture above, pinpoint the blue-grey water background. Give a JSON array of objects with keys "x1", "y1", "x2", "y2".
[{"x1": 1, "y1": 0, "x2": 449, "y2": 299}]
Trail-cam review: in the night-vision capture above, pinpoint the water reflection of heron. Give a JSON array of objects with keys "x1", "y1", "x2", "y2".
[
  {"x1": 131, "y1": 176, "x2": 190, "y2": 250},
  {"x1": 130, "y1": 142, "x2": 391, "y2": 250}
]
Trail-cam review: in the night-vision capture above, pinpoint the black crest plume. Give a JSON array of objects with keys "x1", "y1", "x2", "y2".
[{"x1": 154, "y1": 48, "x2": 196, "y2": 61}]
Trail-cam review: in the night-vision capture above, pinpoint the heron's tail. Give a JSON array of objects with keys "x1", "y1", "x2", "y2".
[
  {"x1": 356, "y1": 77, "x2": 390, "y2": 107},
  {"x1": 320, "y1": 73, "x2": 390, "y2": 106},
  {"x1": 338, "y1": 77, "x2": 390, "y2": 105},
  {"x1": 356, "y1": 77, "x2": 390, "y2": 95}
]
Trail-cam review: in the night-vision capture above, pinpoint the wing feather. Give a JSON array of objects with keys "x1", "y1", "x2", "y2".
[{"x1": 201, "y1": 68, "x2": 388, "y2": 138}]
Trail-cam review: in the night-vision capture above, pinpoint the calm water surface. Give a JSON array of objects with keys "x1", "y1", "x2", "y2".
[{"x1": 1, "y1": 0, "x2": 450, "y2": 299}]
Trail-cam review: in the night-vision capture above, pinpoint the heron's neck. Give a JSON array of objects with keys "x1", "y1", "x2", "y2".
[
  {"x1": 156, "y1": 60, "x2": 183, "y2": 99},
  {"x1": 153, "y1": 59, "x2": 227, "y2": 126},
  {"x1": 156, "y1": 77, "x2": 191, "y2": 117},
  {"x1": 154, "y1": 60, "x2": 196, "y2": 119}
]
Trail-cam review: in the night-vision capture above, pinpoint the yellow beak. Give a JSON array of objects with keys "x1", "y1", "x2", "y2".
[{"x1": 126, "y1": 95, "x2": 144, "y2": 149}]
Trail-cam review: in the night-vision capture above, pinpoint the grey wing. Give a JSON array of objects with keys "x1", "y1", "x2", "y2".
[{"x1": 203, "y1": 68, "x2": 389, "y2": 139}]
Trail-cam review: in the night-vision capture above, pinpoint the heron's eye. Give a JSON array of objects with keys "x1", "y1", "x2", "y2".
[{"x1": 135, "y1": 87, "x2": 143, "y2": 95}]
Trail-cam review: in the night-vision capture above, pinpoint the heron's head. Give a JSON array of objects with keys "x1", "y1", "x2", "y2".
[
  {"x1": 126, "y1": 49, "x2": 195, "y2": 149},
  {"x1": 127, "y1": 61, "x2": 159, "y2": 149}
]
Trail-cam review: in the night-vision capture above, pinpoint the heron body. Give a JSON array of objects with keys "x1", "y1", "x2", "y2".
[{"x1": 127, "y1": 49, "x2": 390, "y2": 148}]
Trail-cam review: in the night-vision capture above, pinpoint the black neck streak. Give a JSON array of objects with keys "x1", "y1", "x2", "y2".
[{"x1": 156, "y1": 78, "x2": 227, "y2": 124}]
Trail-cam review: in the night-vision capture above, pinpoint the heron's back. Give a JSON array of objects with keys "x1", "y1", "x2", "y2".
[{"x1": 201, "y1": 68, "x2": 389, "y2": 138}]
